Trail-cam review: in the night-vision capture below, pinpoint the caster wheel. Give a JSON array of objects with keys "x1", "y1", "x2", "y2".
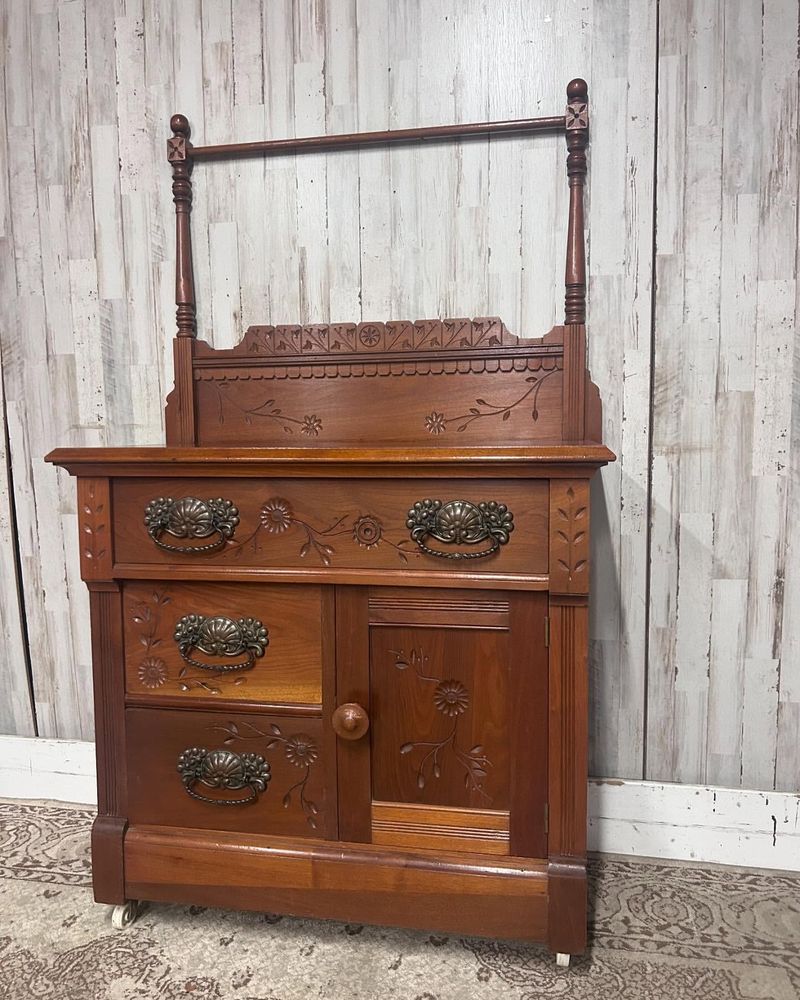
[
  {"x1": 556, "y1": 953, "x2": 571, "y2": 968},
  {"x1": 111, "y1": 900, "x2": 140, "y2": 930}
]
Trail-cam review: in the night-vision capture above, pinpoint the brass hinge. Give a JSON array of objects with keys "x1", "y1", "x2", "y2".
[
  {"x1": 544, "y1": 616, "x2": 550, "y2": 647},
  {"x1": 544, "y1": 802, "x2": 549, "y2": 836}
]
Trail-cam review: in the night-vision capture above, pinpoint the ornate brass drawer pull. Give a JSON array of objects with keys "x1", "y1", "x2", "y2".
[
  {"x1": 174, "y1": 615, "x2": 269, "y2": 672},
  {"x1": 144, "y1": 496, "x2": 239, "y2": 554},
  {"x1": 406, "y1": 499, "x2": 514, "y2": 560},
  {"x1": 177, "y1": 747, "x2": 270, "y2": 805}
]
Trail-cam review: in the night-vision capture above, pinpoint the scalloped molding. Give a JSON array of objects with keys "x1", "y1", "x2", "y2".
[{"x1": 1, "y1": 736, "x2": 797, "y2": 872}]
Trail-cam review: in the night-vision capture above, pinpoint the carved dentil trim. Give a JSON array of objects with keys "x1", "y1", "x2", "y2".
[{"x1": 195, "y1": 354, "x2": 562, "y2": 382}]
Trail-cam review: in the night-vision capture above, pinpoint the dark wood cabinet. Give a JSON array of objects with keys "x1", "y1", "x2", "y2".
[{"x1": 47, "y1": 79, "x2": 613, "y2": 961}]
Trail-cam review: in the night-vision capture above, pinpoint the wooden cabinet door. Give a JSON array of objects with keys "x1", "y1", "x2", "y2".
[{"x1": 335, "y1": 587, "x2": 548, "y2": 858}]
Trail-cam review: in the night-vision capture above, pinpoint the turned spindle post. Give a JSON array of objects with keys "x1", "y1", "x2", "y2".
[
  {"x1": 564, "y1": 79, "x2": 588, "y2": 326},
  {"x1": 166, "y1": 114, "x2": 197, "y2": 444},
  {"x1": 167, "y1": 114, "x2": 197, "y2": 338}
]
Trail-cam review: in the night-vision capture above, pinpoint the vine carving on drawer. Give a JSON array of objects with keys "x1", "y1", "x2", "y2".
[
  {"x1": 211, "y1": 720, "x2": 320, "y2": 829},
  {"x1": 391, "y1": 647, "x2": 492, "y2": 802},
  {"x1": 228, "y1": 497, "x2": 417, "y2": 566},
  {"x1": 130, "y1": 590, "x2": 250, "y2": 696}
]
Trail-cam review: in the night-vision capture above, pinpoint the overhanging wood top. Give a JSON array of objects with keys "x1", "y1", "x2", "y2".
[{"x1": 47, "y1": 445, "x2": 614, "y2": 479}]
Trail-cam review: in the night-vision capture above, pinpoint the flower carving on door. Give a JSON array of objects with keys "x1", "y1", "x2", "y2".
[{"x1": 392, "y1": 647, "x2": 492, "y2": 801}]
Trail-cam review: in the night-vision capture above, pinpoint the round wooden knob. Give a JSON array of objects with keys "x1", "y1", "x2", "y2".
[{"x1": 332, "y1": 702, "x2": 369, "y2": 741}]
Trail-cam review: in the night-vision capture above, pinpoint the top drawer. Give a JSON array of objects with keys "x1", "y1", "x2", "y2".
[{"x1": 112, "y1": 478, "x2": 548, "y2": 576}]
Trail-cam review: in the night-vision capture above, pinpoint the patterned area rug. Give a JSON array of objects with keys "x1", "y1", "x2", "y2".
[{"x1": 1, "y1": 800, "x2": 798, "y2": 1000}]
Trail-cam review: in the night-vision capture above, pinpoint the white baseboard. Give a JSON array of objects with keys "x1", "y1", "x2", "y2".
[
  {"x1": 588, "y1": 778, "x2": 800, "y2": 871},
  {"x1": 1, "y1": 736, "x2": 798, "y2": 871},
  {"x1": 0, "y1": 735, "x2": 97, "y2": 806}
]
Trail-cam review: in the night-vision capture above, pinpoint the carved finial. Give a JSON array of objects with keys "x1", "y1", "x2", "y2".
[
  {"x1": 564, "y1": 80, "x2": 588, "y2": 325},
  {"x1": 171, "y1": 113, "x2": 190, "y2": 136},
  {"x1": 566, "y1": 78, "x2": 588, "y2": 105},
  {"x1": 565, "y1": 79, "x2": 588, "y2": 139},
  {"x1": 167, "y1": 114, "x2": 190, "y2": 163},
  {"x1": 168, "y1": 114, "x2": 196, "y2": 338}
]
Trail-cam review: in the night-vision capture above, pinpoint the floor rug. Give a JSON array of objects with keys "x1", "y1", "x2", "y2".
[{"x1": 1, "y1": 799, "x2": 798, "y2": 999}]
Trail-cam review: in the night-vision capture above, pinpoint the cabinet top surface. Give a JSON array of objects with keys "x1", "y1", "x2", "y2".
[{"x1": 46, "y1": 444, "x2": 615, "y2": 478}]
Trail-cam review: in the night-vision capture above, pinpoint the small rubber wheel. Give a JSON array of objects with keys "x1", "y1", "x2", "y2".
[
  {"x1": 111, "y1": 900, "x2": 139, "y2": 930},
  {"x1": 556, "y1": 952, "x2": 571, "y2": 968}
]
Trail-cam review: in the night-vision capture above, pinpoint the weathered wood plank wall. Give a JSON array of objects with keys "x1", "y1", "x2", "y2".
[
  {"x1": 0, "y1": 0, "x2": 797, "y2": 794},
  {"x1": 649, "y1": 0, "x2": 800, "y2": 793}
]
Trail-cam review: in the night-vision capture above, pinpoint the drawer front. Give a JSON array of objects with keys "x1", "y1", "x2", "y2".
[
  {"x1": 126, "y1": 707, "x2": 331, "y2": 837},
  {"x1": 112, "y1": 477, "x2": 548, "y2": 575},
  {"x1": 123, "y1": 582, "x2": 324, "y2": 704}
]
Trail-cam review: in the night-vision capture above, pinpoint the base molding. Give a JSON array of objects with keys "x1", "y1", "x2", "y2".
[
  {"x1": 1, "y1": 736, "x2": 799, "y2": 872},
  {"x1": 125, "y1": 824, "x2": 549, "y2": 941}
]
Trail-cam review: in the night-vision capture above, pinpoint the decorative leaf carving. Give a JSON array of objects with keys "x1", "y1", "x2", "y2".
[
  {"x1": 423, "y1": 369, "x2": 558, "y2": 435},
  {"x1": 208, "y1": 719, "x2": 320, "y2": 829},
  {"x1": 551, "y1": 483, "x2": 590, "y2": 591},
  {"x1": 392, "y1": 647, "x2": 492, "y2": 802}
]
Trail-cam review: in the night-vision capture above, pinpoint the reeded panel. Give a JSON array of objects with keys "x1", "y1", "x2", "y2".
[{"x1": 122, "y1": 581, "x2": 323, "y2": 704}]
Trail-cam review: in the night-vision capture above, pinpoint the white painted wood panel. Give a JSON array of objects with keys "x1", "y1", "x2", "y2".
[
  {"x1": 0, "y1": 0, "x2": 797, "y2": 803},
  {"x1": 649, "y1": 0, "x2": 799, "y2": 790}
]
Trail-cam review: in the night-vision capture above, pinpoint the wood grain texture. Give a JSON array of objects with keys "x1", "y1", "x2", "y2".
[
  {"x1": 126, "y1": 707, "x2": 331, "y2": 839},
  {"x1": 548, "y1": 600, "x2": 589, "y2": 859},
  {"x1": 5, "y1": 0, "x2": 800, "y2": 805},
  {"x1": 112, "y1": 476, "x2": 549, "y2": 575},
  {"x1": 549, "y1": 480, "x2": 590, "y2": 596},
  {"x1": 89, "y1": 584, "x2": 127, "y2": 904},
  {"x1": 124, "y1": 824, "x2": 548, "y2": 940},
  {"x1": 371, "y1": 801, "x2": 510, "y2": 856},
  {"x1": 0, "y1": 341, "x2": 34, "y2": 735},
  {"x1": 122, "y1": 581, "x2": 324, "y2": 705},
  {"x1": 334, "y1": 586, "x2": 371, "y2": 843}
]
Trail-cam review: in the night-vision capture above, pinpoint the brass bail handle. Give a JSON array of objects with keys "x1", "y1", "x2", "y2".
[{"x1": 332, "y1": 702, "x2": 369, "y2": 741}]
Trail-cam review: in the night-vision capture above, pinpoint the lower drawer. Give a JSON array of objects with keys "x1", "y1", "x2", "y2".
[{"x1": 126, "y1": 708, "x2": 331, "y2": 839}]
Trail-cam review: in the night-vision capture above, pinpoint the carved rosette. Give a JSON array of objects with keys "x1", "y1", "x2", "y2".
[
  {"x1": 228, "y1": 317, "x2": 522, "y2": 357},
  {"x1": 393, "y1": 648, "x2": 492, "y2": 799}
]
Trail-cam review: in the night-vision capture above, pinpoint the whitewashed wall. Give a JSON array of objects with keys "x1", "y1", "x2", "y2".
[{"x1": 0, "y1": 0, "x2": 797, "y2": 795}]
